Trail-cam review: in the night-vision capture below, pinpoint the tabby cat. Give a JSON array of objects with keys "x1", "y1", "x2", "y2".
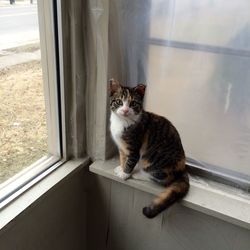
[{"x1": 109, "y1": 79, "x2": 189, "y2": 218}]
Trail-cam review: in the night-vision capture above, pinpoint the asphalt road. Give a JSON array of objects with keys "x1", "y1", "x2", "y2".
[{"x1": 0, "y1": 3, "x2": 39, "y2": 50}]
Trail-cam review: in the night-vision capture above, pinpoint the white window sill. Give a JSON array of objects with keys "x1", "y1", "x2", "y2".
[
  {"x1": 0, "y1": 157, "x2": 90, "y2": 230},
  {"x1": 90, "y1": 158, "x2": 250, "y2": 230}
]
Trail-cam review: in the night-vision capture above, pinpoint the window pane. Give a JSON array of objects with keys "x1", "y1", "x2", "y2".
[
  {"x1": 145, "y1": 45, "x2": 250, "y2": 177},
  {"x1": 147, "y1": 0, "x2": 250, "y2": 179},
  {"x1": 0, "y1": 1, "x2": 47, "y2": 184}
]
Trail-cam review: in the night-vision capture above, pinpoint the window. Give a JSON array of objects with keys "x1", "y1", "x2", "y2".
[
  {"x1": 0, "y1": 0, "x2": 62, "y2": 207},
  {"x1": 105, "y1": 0, "x2": 250, "y2": 190}
]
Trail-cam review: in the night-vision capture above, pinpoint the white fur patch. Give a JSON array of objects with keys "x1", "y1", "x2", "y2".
[
  {"x1": 114, "y1": 166, "x2": 131, "y2": 180},
  {"x1": 110, "y1": 111, "x2": 140, "y2": 152}
]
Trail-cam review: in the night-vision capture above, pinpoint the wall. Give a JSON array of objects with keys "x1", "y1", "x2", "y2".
[
  {"x1": 0, "y1": 168, "x2": 249, "y2": 250},
  {"x1": 87, "y1": 172, "x2": 250, "y2": 250},
  {"x1": 0, "y1": 168, "x2": 87, "y2": 250}
]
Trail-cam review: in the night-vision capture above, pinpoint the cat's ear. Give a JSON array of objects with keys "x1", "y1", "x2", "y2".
[
  {"x1": 134, "y1": 84, "x2": 146, "y2": 98},
  {"x1": 109, "y1": 78, "x2": 121, "y2": 96}
]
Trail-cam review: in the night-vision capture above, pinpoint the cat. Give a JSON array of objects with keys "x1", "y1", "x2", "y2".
[{"x1": 109, "y1": 78, "x2": 189, "y2": 218}]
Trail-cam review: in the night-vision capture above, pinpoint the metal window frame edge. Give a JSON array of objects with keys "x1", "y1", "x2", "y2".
[{"x1": 38, "y1": 0, "x2": 61, "y2": 157}]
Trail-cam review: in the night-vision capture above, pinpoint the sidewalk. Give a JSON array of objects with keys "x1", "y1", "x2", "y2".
[
  {"x1": 0, "y1": 43, "x2": 40, "y2": 69},
  {"x1": 0, "y1": 1, "x2": 40, "y2": 67},
  {"x1": 0, "y1": 50, "x2": 40, "y2": 69}
]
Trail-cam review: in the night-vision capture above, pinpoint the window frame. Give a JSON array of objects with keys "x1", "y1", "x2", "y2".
[
  {"x1": 39, "y1": 0, "x2": 62, "y2": 158},
  {"x1": 0, "y1": 0, "x2": 65, "y2": 208},
  {"x1": 0, "y1": 0, "x2": 91, "y2": 209},
  {"x1": 0, "y1": 0, "x2": 91, "y2": 228}
]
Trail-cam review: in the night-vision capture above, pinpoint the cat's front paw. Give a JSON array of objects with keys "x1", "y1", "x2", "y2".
[{"x1": 114, "y1": 166, "x2": 131, "y2": 180}]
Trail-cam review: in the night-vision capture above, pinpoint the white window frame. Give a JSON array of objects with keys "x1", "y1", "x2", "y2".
[
  {"x1": 0, "y1": 0, "x2": 64, "y2": 209},
  {"x1": 0, "y1": 0, "x2": 90, "y2": 226}
]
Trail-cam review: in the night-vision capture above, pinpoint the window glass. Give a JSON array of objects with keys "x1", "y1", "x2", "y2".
[
  {"x1": 145, "y1": 45, "x2": 250, "y2": 177},
  {"x1": 108, "y1": 0, "x2": 250, "y2": 182},
  {"x1": 0, "y1": 0, "x2": 47, "y2": 184}
]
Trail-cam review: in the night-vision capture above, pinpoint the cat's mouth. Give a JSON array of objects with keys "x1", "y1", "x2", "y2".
[{"x1": 117, "y1": 111, "x2": 130, "y2": 117}]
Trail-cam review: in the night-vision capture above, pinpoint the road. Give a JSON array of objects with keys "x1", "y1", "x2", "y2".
[{"x1": 0, "y1": 3, "x2": 39, "y2": 51}]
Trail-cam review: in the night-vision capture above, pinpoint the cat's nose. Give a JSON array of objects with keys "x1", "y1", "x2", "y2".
[{"x1": 122, "y1": 107, "x2": 129, "y2": 114}]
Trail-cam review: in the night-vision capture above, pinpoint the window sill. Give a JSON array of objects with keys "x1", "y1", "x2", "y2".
[
  {"x1": 90, "y1": 158, "x2": 250, "y2": 230},
  {"x1": 0, "y1": 157, "x2": 90, "y2": 231}
]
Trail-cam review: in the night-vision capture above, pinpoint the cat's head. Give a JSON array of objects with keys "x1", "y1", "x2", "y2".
[{"x1": 109, "y1": 79, "x2": 146, "y2": 118}]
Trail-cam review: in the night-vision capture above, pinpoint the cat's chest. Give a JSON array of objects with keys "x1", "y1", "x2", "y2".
[
  {"x1": 110, "y1": 121, "x2": 124, "y2": 144},
  {"x1": 110, "y1": 113, "x2": 132, "y2": 153}
]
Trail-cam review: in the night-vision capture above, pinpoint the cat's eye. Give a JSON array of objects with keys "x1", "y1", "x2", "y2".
[
  {"x1": 130, "y1": 101, "x2": 138, "y2": 107},
  {"x1": 116, "y1": 99, "x2": 123, "y2": 105}
]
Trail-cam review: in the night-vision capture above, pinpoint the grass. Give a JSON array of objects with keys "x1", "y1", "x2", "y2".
[{"x1": 0, "y1": 60, "x2": 47, "y2": 184}]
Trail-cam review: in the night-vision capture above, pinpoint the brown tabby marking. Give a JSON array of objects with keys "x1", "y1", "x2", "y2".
[
  {"x1": 140, "y1": 132, "x2": 149, "y2": 154},
  {"x1": 141, "y1": 158, "x2": 150, "y2": 169},
  {"x1": 175, "y1": 158, "x2": 186, "y2": 172},
  {"x1": 153, "y1": 174, "x2": 189, "y2": 206},
  {"x1": 119, "y1": 150, "x2": 127, "y2": 169}
]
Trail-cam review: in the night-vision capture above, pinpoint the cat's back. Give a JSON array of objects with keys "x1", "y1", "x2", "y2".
[
  {"x1": 144, "y1": 111, "x2": 176, "y2": 134},
  {"x1": 143, "y1": 111, "x2": 184, "y2": 152}
]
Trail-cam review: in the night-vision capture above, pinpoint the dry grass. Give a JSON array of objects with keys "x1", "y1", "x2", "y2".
[{"x1": 0, "y1": 61, "x2": 47, "y2": 184}]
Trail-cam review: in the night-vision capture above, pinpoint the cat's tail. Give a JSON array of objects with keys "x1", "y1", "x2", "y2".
[{"x1": 142, "y1": 173, "x2": 189, "y2": 218}]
